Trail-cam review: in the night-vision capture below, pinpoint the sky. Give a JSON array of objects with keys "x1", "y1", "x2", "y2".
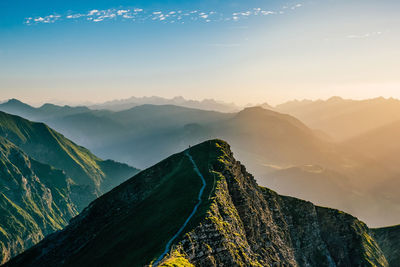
[{"x1": 0, "y1": 0, "x2": 399, "y2": 105}]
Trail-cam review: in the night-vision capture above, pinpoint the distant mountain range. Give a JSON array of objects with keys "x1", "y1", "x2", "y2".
[
  {"x1": 89, "y1": 96, "x2": 241, "y2": 113},
  {"x1": 2, "y1": 99, "x2": 400, "y2": 227},
  {"x1": 5, "y1": 140, "x2": 398, "y2": 267},
  {"x1": 275, "y1": 96, "x2": 400, "y2": 141},
  {"x1": 0, "y1": 111, "x2": 139, "y2": 263}
]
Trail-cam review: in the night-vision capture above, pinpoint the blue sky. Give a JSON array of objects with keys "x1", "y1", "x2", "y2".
[{"x1": 0, "y1": 0, "x2": 399, "y2": 105}]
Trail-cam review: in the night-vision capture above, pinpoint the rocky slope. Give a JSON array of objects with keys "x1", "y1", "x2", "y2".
[
  {"x1": 5, "y1": 140, "x2": 394, "y2": 267},
  {"x1": 372, "y1": 225, "x2": 400, "y2": 266},
  {"x1": 0, "y1": 137, "x2": 78, "y2": 264}
]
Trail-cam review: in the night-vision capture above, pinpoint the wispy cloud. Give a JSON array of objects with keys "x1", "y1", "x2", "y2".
[
  {"x1": 347, "y1": 31, "x2": 382, "y2": 39},
  {"x1": 25, "y1": 14, "x2": 61, "y2": 24},
  {"x1": 207, "y1": 43, "x2": 241, "y2": 47},
  {"x1": 24, "y1": 3, "x2": 303, "y2": 25}
]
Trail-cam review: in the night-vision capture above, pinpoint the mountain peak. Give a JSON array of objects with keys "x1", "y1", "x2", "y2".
[
  {"x1": 237, "y1": 106, "x2": 274, "y2": 116},
  {"x1": 7, "y1": 139, "x2": 390, "y2": 267},
  {"x1": 4, "y1": 98, "x2": 30, "y2": 107},
  {"x1": 327, "y1": 96, "x2": 344, "y2": 102}
]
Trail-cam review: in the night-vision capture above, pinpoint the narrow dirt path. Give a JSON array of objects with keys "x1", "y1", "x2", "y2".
[{"x1": 153, "y1": 150, "x2": 206, "y2": 266}]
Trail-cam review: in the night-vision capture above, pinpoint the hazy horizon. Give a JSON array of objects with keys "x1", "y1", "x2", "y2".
[
  {"x1": 1, "y1": 0, "x2": 399, "y2": 106},
  {"x1": 2, "y1": 94, "x2": 400, "y2": 108}
]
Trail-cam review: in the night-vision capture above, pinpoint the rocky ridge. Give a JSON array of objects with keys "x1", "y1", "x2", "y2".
[{"x1": 5, "y1": 140, "x2": 395, "y2": 266}]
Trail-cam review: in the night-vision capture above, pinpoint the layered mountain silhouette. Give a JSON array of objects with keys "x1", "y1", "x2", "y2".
[
  {"x1": 5, "y1": 140, "x2": 398, "y2": 267},
  {"x1": 275, "y1": 97, "x2": 400, "y2": 141},
  {"x1": 2, "y1": 100, "x2": 400, "y2": 226},
  {"x1": 0, "y1": 111, "x2": 139, "y2": 263},
  {"x1": 89, "y1": 96, "x2": 241, "y2": 112},
  {"x1": 0, "y1": 99, "x2": 90, "y2": 122}
]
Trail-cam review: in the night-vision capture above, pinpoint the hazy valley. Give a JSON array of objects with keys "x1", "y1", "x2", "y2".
[{"x1": 1, "y1": 98, "x2": 400, "y2": 227}]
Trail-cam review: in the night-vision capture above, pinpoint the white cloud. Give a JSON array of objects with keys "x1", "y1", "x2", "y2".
[
  {"x1": 88, "y1": 10, "x2": 99, "y2": 16},
  {"x1": 291, "y1": 4, "x2": 302, "y2": 10},
  {"x1": 261, "y1": 11, "x2": 275, "y2": 15},
  {"x1": 117, "y1": 10, "x2": 129, "y2": 16},
  {"x1": 347, "y1": 31, "x2": 382, "y2": 39},
  {"x1": 24, "y1": 4, "x2": 303, "y2": 25},
  {"x1": 30, "y1": 14, "x2": 60, "y2": 24},
  {"x1": 66, "y1": 14, "x2": 84, "y2": 19}
]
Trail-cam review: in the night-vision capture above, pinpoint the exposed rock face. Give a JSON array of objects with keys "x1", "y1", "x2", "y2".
[
  {"x1": 372, "y1": 225, "x2": 400, "y2": 266},
  {"x1": 176, "y1": 142, "x2": 387, "y2": 266},
  {"x1": 4, "y1": 140, "x2": 393, "y2": 266}
]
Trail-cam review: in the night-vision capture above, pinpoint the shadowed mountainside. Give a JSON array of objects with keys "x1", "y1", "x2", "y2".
[
  {"x1": 1, "y1": 100, "x2": 400, "y2": 226},
  {"x1": 5, "y1": 140, "x2": 396, "y2": 267},
  {"x1": 372, "y1": 225, "x2": 400, "y2": 266}
]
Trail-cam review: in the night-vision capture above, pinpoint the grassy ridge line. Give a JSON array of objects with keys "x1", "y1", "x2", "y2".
[{"x1": 153, "y1": 150, "x2": 207, "y2": 266}]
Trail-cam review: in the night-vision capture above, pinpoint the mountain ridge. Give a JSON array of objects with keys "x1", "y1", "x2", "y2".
[
  {"x1": 0, "y1": 111, "x2": 139, "y2": 201},
  {"x1": 5, "y1": 140, "x2": 396, "y2": 267},
  {"x1": 89, "y1": 96, "x2": 241, "y2": 113},
  {"x1": 0, "y1": 111, "x2": 139, "y2": 263}
]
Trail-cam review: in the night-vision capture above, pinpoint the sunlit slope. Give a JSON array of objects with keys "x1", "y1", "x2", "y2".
[
  {"x1": 209, "y1": 106, "x2": 337, "y2": 167},
  {"x1": 276, "y1": 97, "x2": 400, "y2": 141},
  {"x1": 0, "y1": 111, "x2": 139, "y2": 208},
  {"x1": 343, "y1": 120, "x2": 400, "y2": 170},
  {"x1": 7, "y1": 140, "x2": 391, "y2": 267},
  {"x1": 0, "y1": 137, "x2": 78, "y2": 264}
]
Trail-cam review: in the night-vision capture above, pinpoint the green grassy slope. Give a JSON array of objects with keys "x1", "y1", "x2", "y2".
[
  {"x1": 4, "y1": 140, "x2": 224, "y2": 267},
  {"x1": 0, "y1": 137, "x2": 78, "y2": 264},
  {"x1": 0, "y1": 111, "x2": 139, "y2": 206},
  {"x1": 62, "y1": 140, "x2": 220, "y2": 266}
]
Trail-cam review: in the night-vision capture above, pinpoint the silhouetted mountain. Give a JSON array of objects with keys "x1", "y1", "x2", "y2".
[
  {"x1": 2, "y1": 100, "x2": 400, "y2": 226},
  {"x1": 5, "y1": 140, "x2": 393, "y2": 267},
  {"x1": 0, "y1": 100, "x2": 90, "y2": 122},
  {"x1": 209, "y1": 106, "x2": 336, "y2": 166},
  {"x1": 343, "y1": 120, "x2": 400, "y2": 170},
  {"x1": 276, "y1": 97, "x2": 400, "y2": 141},
  {"x1": 89, "y1": 96, "x2": 241, "y2": 112}
]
